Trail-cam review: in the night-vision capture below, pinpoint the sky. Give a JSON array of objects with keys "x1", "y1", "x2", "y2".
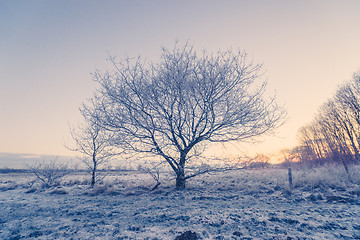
[{"x1": 1, "y1": 1, "x2": 360, "y2": 164}]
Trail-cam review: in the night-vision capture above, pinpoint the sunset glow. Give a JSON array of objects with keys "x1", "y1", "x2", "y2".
[{"x1": 1, "y1": 1, "x2": 360, "y2": 163}]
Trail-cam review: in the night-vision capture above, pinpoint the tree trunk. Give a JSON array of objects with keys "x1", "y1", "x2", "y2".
[
  {"x1": 91, "y1": 168, "x2": 96, "y2": 187},
  {"x1": 91, "y1": 156, "x2": 96, "y2": 187},
  {"x1": 176, "y1": 165, "x2": 186, "y2": 189},
  {"x1": 176, "y1": 175, "x2": 186, "y2": 189}
]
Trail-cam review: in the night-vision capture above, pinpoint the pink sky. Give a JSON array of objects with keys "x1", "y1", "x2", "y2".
[{"x1": 1, "y1": 1, "x2": 360, "y2": 160}]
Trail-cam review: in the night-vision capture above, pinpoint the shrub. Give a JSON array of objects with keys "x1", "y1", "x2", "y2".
[{"x1": 26, "y1": 159, "x2": 70, "y2": 187}]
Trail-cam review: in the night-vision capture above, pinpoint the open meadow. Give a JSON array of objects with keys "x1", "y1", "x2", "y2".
[{"x1": 1, "y1": 165, "x2": 360, "y2": 240}]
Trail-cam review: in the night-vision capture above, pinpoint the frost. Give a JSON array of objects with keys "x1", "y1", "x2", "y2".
[{"x1": 1, "y1": 166, "x2": 360, "y2": 239}]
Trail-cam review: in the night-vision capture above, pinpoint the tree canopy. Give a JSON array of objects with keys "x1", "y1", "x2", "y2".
[{"x1": 83, "y1": 43, "x2": 286, "y2": 188}]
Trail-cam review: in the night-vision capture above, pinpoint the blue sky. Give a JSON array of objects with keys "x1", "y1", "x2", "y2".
[{"x1": 1, "y1": 1, "x2": 360, "y2": 161}]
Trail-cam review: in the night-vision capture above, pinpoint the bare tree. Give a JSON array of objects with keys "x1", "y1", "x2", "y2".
[
  {"x1": 297, "y1": 121, "x2": 327, "y2": 164},
  {"x1": 27, "y1": 159, "x2": 70, "y2": 187},
  {"x1": 296, "y1": 71, "x2": 360, "y2": 171},
  {"x1": 138, "y1": 162, "x2": 162, "y2": 191},
  {"x1": 68, "y1": 116, "x2": 115, "y2": 187},
  {"x1": 335, "y1": 82, "x2": 360, "y2": 162},
  {"x1": 245, "y1": 153, "x2": 270, "y2": 168},
  {"x1": 279, "y1": 148, "x2": 299, "y2": 167},
  {"x1": 84, "y1": 43, "x2": 286, "y2": 188}
]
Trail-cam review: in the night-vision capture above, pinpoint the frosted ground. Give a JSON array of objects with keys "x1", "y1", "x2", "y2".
[{"x1": 1, "y1": 166, "x2": 360, "y2": 239}]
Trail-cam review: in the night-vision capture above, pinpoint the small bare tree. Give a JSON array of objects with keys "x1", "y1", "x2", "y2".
[
  {"x1": 84, "y1": 43, "x2": 286, "y2": 188},
  {"x1": 138, "y1": 162, "x2": 163, "y2": 191},
  {"x1": 68, "y1": 116, "x2": 115, "y2": 187},
  {"x1": 246, "y1": 153, "x2": 270, "y2": 168},
  {"x1": 27, "y1": 159, "x2": 69, "y2": 187}
]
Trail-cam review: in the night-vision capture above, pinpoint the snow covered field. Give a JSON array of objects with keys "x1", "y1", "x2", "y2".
[{"x1": 1, "y1": 166, "x2": 360, "y2": 239}]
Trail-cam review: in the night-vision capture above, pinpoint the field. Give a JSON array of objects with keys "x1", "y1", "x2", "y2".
[{"x1": 1, "y1": 165, "x2": 360, "y2": 239}]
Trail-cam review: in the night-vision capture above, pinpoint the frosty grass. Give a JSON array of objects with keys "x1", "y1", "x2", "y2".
[{"x1": 1, "y1": 166, "x2": 360, "y2": 239}]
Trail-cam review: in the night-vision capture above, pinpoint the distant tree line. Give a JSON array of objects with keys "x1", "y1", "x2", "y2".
[{"x1": 295, "y1": 72, "x2": 360, "y2": 172}]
